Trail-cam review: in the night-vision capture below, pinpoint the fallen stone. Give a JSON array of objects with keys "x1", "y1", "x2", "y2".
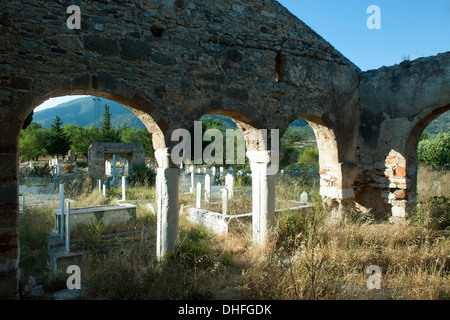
[
  {"x1": 29, "y1": 285, "x2": 43, "y2": 298},
  {"x1": 53, "y1": 287, "x2": 86, "y2": 300}
]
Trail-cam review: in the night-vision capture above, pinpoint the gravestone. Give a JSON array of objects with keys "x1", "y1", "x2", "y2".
[
  {"x1": 190, "y1": 171, "x2": 195, "y2": 193},
  {"x1": 300, "y1": 191, "x2": 308, "y2": 203},
  {"x1": 225, "y1": 173, "x2": 234, "y2": 199},
  {"x1": 204, "y1": 174, "x2": 211, "y2": 202},
  {"x1": 67, "y1": 150, "x2": 75, "y2": 163},
  {"x1": 222, "y1": 188, "x2": 228, "y2": 215},
  {"x1": 196, "y1": 182, "x2": 202, "y2": 209}
]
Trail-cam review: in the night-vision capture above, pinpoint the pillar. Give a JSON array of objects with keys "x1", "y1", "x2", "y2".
[
  {"x1": 155, "y1": 149, "x2": 180, "y2": 259},
  {"x1": 247, "y1": 151, "x2": 278, "y2": 245},
  {"x1": 0, "y1": 127, "x2": 20, "y2": 297}
]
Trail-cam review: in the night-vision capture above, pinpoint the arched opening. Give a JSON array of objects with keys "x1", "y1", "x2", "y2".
[
  {"x1": 405, "y1": 107, "x2": 449, "y2": 228},
  {"x1": 277, "y1": 117, "x2": 319, "y2": 197},
  {"x1": 276, "y1": 116, "x2": 343, "y2": 216},
  {"x1": 179, "y1": 111, "x2": 255, "y2": 217},
  {"x1": 16, "y1": 91, "x2": 164, "y2": 294}
]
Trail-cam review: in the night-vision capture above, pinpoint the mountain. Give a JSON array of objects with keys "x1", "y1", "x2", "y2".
[
  {"x1": 424, "y1": 110, "x2": 450, "y2": 135},
  {"x1": 33, "y1": 97, "x2": 146, "y2": 130},
  {"x1": 35, "y1": 96, "x2": 446, "y2": 135}
]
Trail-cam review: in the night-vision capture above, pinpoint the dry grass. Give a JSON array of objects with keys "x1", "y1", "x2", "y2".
[{"x1": 18, "y1": 167, "x2": 450, "y2": 300}]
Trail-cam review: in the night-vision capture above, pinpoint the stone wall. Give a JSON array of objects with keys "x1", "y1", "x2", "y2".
[
  {"x1": 355, "y1": 53, "x2": 450, "y2": 220},
  {"x1": 88, "y1": 142, "x2": 146, "y2": 180},
  {"x1": 0, "y1": 0, "x2": 448, "y2": 297}
]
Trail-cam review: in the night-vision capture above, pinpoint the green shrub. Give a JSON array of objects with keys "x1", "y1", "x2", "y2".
[
  {"x1": 297, "y1": 147, "x2": 319, "y2": 169},
  {"x1": 28, "y1": 164, "x2": 52, "y2": 178},
  {"x1": 418, "y1": 133, "x2": 450, "y2": 168},
  {"x1": 129, "y1": 166, "x2": 156, "y2": 187}
]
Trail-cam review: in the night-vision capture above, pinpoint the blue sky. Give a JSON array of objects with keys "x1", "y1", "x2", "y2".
[
  {"x1": 278, "y1": 0, "x2": 450, "y2": 71},
  {"x1": 35, "y1": 1, "x2": 450, "y2": 112}
]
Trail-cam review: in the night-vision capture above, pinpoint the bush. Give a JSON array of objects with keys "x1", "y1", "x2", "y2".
[
  {"x1": 414, "y1": 196, "x2": 450, "y2": 230},
  {"x1": 28, "y1": 164, "x2": 52, "y2": 178},
  {"x1": 129, "y1": 166, "x2": 156, "y2": 187},
  {"x1": 297, "y1": 147, "x2": 319, "y2": 169},
  {"x1": 418, "y1": 133, "x2": 450, "y2": 168}
]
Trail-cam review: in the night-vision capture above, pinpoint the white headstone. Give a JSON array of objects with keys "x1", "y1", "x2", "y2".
[
  {"x1": 220, "y1": 167, "x2": 224, "y2": 176},
  {"x1": 112, "y1": 154, "x2": 117, "y2": 182},
  {"x1": 122, "y1": 176, "x2": 126, "y2": 201},
  {"x1": 222, "y1": 188, "x2": 228, "y2": 215},
  {"x1": 196, "y1": 182, "x2": 202, "y2": 209},
  {"x1": 103, "y1": 184, "x2": 106, "y2": 197},
  {"x1": 204, "y1": 174, "x2": 211, "y2": 202},
  {"x1": 212, "y1": 166, "x2": 216, "y2": 177},
  {"x1": 190, "y1": 171, "x2": 195, "y2": 193},
  {"x1": 59, "y1": 184, "x2": 65, "y2": 239},
  {"x1": 65, "y1": 199, "x2": 71, "y2": 253},
  {"x1": 300, "y1": 191, "x2": 308, "y2": 203},
  {"x1": 225, "y1": 173, "x2": 234, "y2": 198}
]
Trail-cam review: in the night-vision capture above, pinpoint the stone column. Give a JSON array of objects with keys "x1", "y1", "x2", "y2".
[
  {"x1": 155, "y1": 149, "x2": 180, "y2": 259},
  {"x1": 247, "y1": 151, "x2": 278, "y2": 245},
  {"x1": 0, "y1": 123, "x2": 20, "y2": 297}
]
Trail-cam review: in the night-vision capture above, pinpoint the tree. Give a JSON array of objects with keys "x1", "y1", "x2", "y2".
[
  {"x1": 64, "y1": 124, "x2": 100, "y2": 159},
  {"x1": 120, "y1": 126, "x2": 155, "y2": 158},
  {"x1": 297, "y1": 147, "x2": 319, "y2": 169},
  {"x1": 98, "y1": 103, "x2": 120, "y2": 142},
  {"x1": 45, "y1": 115, "x2": 71, "y2": 159},
  {"x1": 19, "y1": 122, "x2": 47, "y2": 162}
]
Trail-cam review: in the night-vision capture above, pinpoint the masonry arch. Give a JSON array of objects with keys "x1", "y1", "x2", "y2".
[
  {"x1": 1, "y1": 85, "x2": 167, "y2": 296},
  {"x1": 278, "y1": 115, "x2": 352, "y2": 212},
  {"x1": 406, "y1": 105, "x2": 450, "y2": 202},
  {"x1": 20, "y1": 88, "x2": 167, "y2": 152},
  {"x1": 380, "y1": 105, "x2": 450, "y2": 221}
]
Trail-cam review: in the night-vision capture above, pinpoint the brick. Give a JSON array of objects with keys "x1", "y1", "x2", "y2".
[
  {"x1": 157, "y1": 118, "x2": 169, "y2": 133},
  {"x1": 395, "y1": 166, "x2": 407, "y2": 178},
  {"x1": 132, "y1": 92, "x2": 154, "y2": 114}
]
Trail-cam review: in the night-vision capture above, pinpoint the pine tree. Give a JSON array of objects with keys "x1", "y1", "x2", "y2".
[
  {"x1": 99, "y1": 103, "x2": 120, "y2": 142},
  {"x1": 46, "y1": 115, "x2": 71, "y2": 159}
]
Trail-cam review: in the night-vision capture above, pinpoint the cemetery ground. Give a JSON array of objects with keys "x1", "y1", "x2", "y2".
[{"x1": 18, "y1": 166, "x2": 449, "y2": 300}]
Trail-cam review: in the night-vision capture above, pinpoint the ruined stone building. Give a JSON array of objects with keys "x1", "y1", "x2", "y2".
[{"x1": 0, "y1": 0, "x2": 448, "y2": 296}]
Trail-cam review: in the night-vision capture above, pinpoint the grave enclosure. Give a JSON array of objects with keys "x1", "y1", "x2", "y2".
[{"x1": 0, "y1": 0, "x2": 449, "y2": 297}]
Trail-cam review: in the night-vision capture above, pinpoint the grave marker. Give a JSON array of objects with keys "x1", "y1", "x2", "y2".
[
  {"x1": 204, "y1": 174, "x2": 211, "y2": 202},
  {"x1": 190, "y1": 171, "x2": 195, "y2": 193},
  {"x1": 225, "y1": 173, "x2": 234, "y2": 198},
  {"x1": 59, "y1": 184, "x2": 65, "y2": 239},
  {"x1": 122, "y1": 176, "x2": 126, "y2": 201},
  {"x1": 222, "y1": 188, "x2": 228, "y2": 215},
  {"x1": 65, "y1": 199, "x2": 71, "y2": 253},
  {"x1": 196, "y1": 182, "x2": 202, "y2": 209},
  {"x1": 300, "y1": 191, "x2": 308, "y2": 203}
]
